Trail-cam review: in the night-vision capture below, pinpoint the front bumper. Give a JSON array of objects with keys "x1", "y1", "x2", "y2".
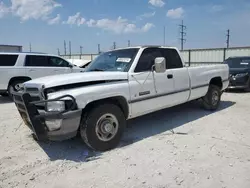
[
  {"x1": 227, "y1": 85, "x2": 249, "y2": 89},
  {"x1": 228, "y1": 76, "x2": 250, "y2": 90},
  {"x1": 12, "y1": 92, "x2": 82, "y2": 141}
]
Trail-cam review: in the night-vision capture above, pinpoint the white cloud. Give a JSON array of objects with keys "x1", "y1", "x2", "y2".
[
  {"x1": 10, "y1": 0, "x2": 62, "y2": 21},
  {"x1": 63, "y1": 12, "x2": 86, "y2": 26},
  {"x1": 142, "y1": 23, "x2": 154, "y2": 32},
  {"x1": 166, "y1": 7, "x2": 184, "y2": 19},
  {"x1": 86, "y1": 16, "x2": 154, "y2": 34},
  {"x1": 149, "y1": 0, "x2": 165, "y2": 7},
  {"x1": 137, "y1": 11, "x2": 155, "y2": 20},
  {"x1": 211, "y1": 5, "x2": 224, "y2": 12},
  {"x1": 86, "y1": 19, "x2": 96, "y2": 27},
  {"x1": 0, "y1": 2, "x2": 9, "y2": 18},
  {"x1": 48, "y1": 14, "x2": 60, "y2": 25}
]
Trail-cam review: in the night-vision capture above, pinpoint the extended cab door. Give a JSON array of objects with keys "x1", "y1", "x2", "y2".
[
  {"x1": 162, "y1": 48, "x2": 190, "y2": 104},
  {"x1": 129, "y1": 47, "x2": 175, "y2": 117}
]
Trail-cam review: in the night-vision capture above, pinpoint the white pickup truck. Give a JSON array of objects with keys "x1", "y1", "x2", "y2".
[
  {"x1": 0, "y1": 52, "x2": 84, "y2": 97},
  {"x1": 12, "y1": 46, "x2": 229, "y2": 151}
]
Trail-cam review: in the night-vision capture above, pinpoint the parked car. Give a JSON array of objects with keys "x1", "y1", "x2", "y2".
[
  {"x1": 12, "y1": 46, "x2": 229, "y2": 151},
  {"x1": 0, "y1": 52, "x2": 84, "y2": 98},
  {"x1": 224, "y1": 56, "x2": 250, "y2": 90}
]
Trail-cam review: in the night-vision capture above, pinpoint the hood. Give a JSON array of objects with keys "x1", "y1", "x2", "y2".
[
  {"x1": 229, "y1": 68, "x2": 250, "y2": 74},
  {"x1": 24, "y1": 72, "x2": 128, "y2": 89}
]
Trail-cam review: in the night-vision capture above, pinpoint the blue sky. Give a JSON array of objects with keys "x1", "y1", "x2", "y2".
[{"x1": 0, "y1": 0, "x2": 250, "y2": 54}]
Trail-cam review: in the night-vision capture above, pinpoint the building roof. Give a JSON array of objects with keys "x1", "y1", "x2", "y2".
[{"x1": 0, "y1": 44, "x2": 22, "y2": 47}]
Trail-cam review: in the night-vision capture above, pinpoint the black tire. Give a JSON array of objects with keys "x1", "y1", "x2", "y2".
[
  {"x1": 202, "y1": 85, "x2": 221, "y2": 111},
  {"x1": 80, "y1": 103, "x2": 126, "y2": 151},
  {"x1": 7, "y1": 80, "x2": 25, "y2": 99}
]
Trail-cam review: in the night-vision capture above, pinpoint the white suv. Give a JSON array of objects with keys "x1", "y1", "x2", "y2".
[{"x1": 0, "y1": 52, "x2": 84, "y2": 97}]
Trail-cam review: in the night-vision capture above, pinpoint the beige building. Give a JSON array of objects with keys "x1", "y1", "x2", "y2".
[{"x1": 0, "y1": 44, "x2": 22, "y2": 52}]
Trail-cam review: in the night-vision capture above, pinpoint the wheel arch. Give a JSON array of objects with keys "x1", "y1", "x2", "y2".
[
  {"x1": 8, "y1": 76, "x2": 32, "y2": 86},
  {"x1": 209, "y1": 77, "x2": 223, "y2": 90},
  {"x1": 82, "y1": 96, "x2": 129, "y2": 119}
]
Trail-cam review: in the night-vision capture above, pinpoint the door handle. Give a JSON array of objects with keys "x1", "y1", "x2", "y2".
[
  {"x1": 29, "y1": 69, "x2": 35, "y2": 72},
  {"x1": 167, "y1": 74, "x2": 173, "y2": 79}
]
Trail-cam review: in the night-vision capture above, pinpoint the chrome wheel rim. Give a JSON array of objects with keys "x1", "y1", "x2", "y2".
[
  {"x1": 212, "y1": 91, "x2": 219, "y2": 106},
  {"x1": 95, "y1": 113, "x2": 119, "y2": 142}
]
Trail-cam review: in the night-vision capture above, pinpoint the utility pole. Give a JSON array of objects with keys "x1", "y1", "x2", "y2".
[
  {"x1": 113, "y1": 42, "x2": 116, "y2": 49},
  {"x1": 57, "y1": 48, "x2": 60, "y2": 55},
  {"x1": 226, "y1": 29, "x2": 230, "y2": 48},
  {"x1": 69, "y1": 41, "x2": 71, "y2": 57},
  {"x1": 64, "y1": 40, "x2": 67, "y2": 55},
  {"x1": 29, "y1": 43, "x2": 32, "y2": 52},
  {"x1": 179, "y1": 20, "x2": 186, "y2": 50},
  {"x1": 80, "y1": 46, "x2": 83, "y2": 59},
  {"x1": 163, "y1": 26, "x2": 166, "y2": 46},
  {"x1": 98, "y1": 44, "x2": 101, "y2": 54},
  {"x1": 128, "y1": 40, "x2": 130, "y2": 47}
]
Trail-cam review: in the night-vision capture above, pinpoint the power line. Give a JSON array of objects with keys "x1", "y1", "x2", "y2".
[
  {"x1": 29, "y1": 43, "x2": 32, "y2": 52},
  {"x1": 69, "y1": 41, "x2": 71, "y2": 57},
  {"x1": 226, "y1": 29, "x2": 230, "y2": 48},
  {"x1": 64, "y1": 40, "x2": 67, "y2": 55},
  {"x1": 80, "y1": 46, "x2": 83, "y2": 55},
  {"x1": 179, "y1": 20, "x2": 186, "y2": 50},
  {"x1": 98, "y1": 44, "x2": 101, "y2": 54},
  {"x1": 80, "y1": 46, "x2": 83, "y2": 59}
]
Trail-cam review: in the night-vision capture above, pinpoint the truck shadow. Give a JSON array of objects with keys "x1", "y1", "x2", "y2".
[
  {"x1": 120, "y1": 100, "x2": 235, "y2": 147},
  {"x1": 37, "y1": 100, "x2": 235, "y2": 162}
]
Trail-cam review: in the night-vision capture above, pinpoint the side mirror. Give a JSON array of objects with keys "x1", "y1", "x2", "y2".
[{"x1": 154, "y1": 57, "x2": 166, "y2": 73}]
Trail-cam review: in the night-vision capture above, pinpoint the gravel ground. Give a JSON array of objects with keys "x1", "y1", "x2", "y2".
[{"x1": 0, "y1": 92, "x2": 250, "y2": 188}]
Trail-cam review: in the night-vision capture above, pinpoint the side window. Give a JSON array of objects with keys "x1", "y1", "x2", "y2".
[
  {"x1": 25, "y1": 55, "x2": 49, "y2": 66},
  {"x1": 0, "y1": 55, "x2": 18, "y2": 66},
  {"x1": 163, "y1": 49, "x2": 183, "y2": 69},
  {"x1": 134, "y1": 48, "x2": 163, "y2": 72},
  {"x1": 48, "y1": 57, "x2": 70, "y2": 67}
]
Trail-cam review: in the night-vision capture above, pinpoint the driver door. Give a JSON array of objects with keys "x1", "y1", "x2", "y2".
[{"x1": 129, "y1": 47, "x2": 175, "y2": 117}]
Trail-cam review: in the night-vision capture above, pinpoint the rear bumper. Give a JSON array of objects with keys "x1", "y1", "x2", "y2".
[{"x1": 12, "y1": 92, "x2": 82, "y2": 141}]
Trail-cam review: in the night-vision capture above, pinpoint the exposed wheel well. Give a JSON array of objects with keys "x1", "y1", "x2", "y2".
[
  {"x1": 209, "y1": 77, "x2": 222, "y2": 89},
  {"x1": 8, "y1": 77, "x2": 31, "y2": 87},
  {"x1": 82, "y1": 96, "x2": 129, "y2": 119}
]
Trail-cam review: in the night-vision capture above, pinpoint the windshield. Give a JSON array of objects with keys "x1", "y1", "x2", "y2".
[
  {"x1": 224, "y1": 58, "x2": 250, "y2": 68},
  {"x1": 86, "y1": 48, "x2": 139, "y2": 72}
]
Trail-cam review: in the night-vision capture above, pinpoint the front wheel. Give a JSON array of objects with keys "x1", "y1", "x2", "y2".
[
  {"x1": 202, "y1": 85, "x2": 222, "y2": 111},
  {"x1": 80, "y1": 103, "x2": 126, "y2": 151}
]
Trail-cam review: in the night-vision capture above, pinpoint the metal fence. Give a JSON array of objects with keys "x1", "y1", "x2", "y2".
[
  {"x1": 60, "y1": 46, "x2": 250, "y2": 66},
  {"x1": 60, "y1": 54, "x2": 99, "y2": 61},
  {"x1": 181, "y1": 46, "x2": 250, "y2": 66}
]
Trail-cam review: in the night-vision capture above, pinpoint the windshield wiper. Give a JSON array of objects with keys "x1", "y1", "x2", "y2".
[{"x1": 88, "y1": 68, "x2": 105, "y2": 72}]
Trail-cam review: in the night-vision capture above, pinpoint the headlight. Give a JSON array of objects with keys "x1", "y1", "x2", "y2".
[
  {"x1": 235, "y1": 73, "x2": 248, "y2": 77},
  {"x1": 46, "y1": 101, "x2": 65, "y2": 112}
]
